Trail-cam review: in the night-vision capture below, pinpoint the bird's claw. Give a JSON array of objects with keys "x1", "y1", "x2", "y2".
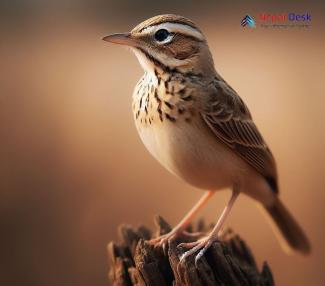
[
  {"x1": 194, "y1": 240, "x2": 212, "y2": 266},
  {"x1": 178, "y1": 236, "x2": 215, "y2": 266},
  {"x1": 149, "y1": 229, "x2": 204, "y2": 253},
  {"x1": 177, "y1": 236, "x2": 206, "y2": 249},
  {"x1": 148, "y1": 231, "x2": 177, "y2": 254}
]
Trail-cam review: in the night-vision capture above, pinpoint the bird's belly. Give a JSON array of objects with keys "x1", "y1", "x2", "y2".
[{"x1": 136, "y1": 119, "x2": 243, "y2": 190}]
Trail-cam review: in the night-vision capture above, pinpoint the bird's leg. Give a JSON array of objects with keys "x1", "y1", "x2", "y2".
[
  {"x1": 150, "y1": 190, "x2": 214, "y2": 248},
  {"x1": 179, "y1": 190, "x2": 239, "y2": 266}
]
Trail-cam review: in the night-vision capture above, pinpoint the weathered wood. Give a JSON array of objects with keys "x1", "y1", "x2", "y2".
[{"x1": 108, "y1": 216, "x2": 275, "y2": 286}]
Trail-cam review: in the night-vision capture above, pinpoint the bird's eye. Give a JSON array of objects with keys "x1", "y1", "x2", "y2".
[{"x1": 154, "y1": 29, "x2": 170, "y2": 42}]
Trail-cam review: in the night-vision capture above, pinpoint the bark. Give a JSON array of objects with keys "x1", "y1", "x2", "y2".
[{"x1": 107, "y1": 216, "x2": 275, "y2": 286}]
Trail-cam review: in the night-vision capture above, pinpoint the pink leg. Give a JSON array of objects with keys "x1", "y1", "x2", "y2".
[
  {"x1": 208, "y1": 190, "x2": 239, "y2": 239},
  {"x1": 150, "y1": 190, "x2": 214, "y2": 245},
  {"x1": 172, "y1": 190, "x2": 214, "y2": 233},
  {"x1": 180, "y1": 190, "x2": 240, "y2": 265}
]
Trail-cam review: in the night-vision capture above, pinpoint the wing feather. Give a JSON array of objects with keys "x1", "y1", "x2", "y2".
[{"x1": 201, "y1": 79, "x2": 278, "y2": 192}]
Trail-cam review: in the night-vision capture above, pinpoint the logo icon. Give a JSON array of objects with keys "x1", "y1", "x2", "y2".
[{"x1": 241, "y1": 15, "x2": 255, "y2": 28}]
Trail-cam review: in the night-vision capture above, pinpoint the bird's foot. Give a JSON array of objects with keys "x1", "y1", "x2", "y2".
[
  {"x1": 182, "y1": 230, "x2": 205, "y2": 239},
  {"x1": 149, "y1": 231, "x2": 176, "y2": 247},
  {"x1": 178, "y1": 235, "x2": 218, "y2": 266},
  {"x1": 149, "y1": 230, "x2": 205, "y2": 253}
]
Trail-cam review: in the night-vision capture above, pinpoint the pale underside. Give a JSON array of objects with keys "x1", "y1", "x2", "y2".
[{"x1": 132, "y1": 70, "x2": 276, "y2": 207}]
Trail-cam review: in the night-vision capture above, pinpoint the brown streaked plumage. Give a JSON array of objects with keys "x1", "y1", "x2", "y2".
[
  {"x1": 202, "y1": 77, "x2": 278, "y2": 192},
  {"x1": 103, "y1": 14, "x2": 310, "y2": 262}
]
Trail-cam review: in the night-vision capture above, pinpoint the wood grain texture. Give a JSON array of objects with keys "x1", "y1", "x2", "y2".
[{"x1": 108, "y1": 216, "x2": 274, "y2": 286}]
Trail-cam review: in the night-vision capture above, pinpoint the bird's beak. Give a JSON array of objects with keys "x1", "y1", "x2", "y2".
[{"x1": 102, "y1": 33, "x2": 137, "y2": 47}]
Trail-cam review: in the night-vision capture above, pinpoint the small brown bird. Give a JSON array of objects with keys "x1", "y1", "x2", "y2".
[{"x1": 103, "y1": 14, "x2": 310, "y2": 263}]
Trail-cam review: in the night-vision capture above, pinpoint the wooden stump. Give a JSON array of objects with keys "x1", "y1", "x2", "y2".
[{"x1": 107, "y1": 216, "x2": 275, "y2": 286}]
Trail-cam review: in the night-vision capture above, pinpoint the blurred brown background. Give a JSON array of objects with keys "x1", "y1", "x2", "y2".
[{"x1": 0, "y1": 1, "x2": 324, "y2": 285}]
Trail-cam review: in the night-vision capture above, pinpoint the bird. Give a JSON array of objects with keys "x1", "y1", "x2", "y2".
[{"x1": 103, "y1": 14, "x2": 310, "y2": 263}]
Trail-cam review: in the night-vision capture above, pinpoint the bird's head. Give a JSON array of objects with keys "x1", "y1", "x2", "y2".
[{"x1": 103, "y1": 14, "x2": 216, "y2": 76}]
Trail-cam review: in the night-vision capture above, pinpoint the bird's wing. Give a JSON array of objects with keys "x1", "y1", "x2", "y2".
[{"x1": 200, "y1": 78, "x2": 278, "y2": 193}]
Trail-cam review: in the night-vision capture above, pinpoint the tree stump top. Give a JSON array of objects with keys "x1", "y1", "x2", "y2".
[{"x1": 107, "y1": 216, "x2": 274, "y2": 286}]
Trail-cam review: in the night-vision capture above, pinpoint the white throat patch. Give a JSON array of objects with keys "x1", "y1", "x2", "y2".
[{"x1": 131, "y1": 48, "x2": 155, "y2": 74}]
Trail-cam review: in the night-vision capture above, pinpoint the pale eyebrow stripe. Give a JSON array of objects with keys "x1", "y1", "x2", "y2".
[{"x1": 141, "y1": 22, "x2": 205, "y2": 41}]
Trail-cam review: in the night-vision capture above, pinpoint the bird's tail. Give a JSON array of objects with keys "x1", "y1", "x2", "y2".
[{"x1": 260, "y1": 197, "x2": 311, "y2": 255}]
